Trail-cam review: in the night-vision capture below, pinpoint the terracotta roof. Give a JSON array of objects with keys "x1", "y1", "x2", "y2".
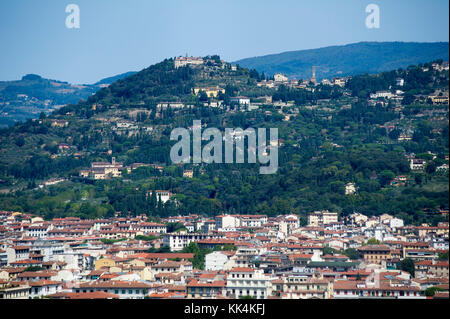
[
  {"x1": 27, "y1": 280, "x2": 61, "y2": 287},
  {"x1": 78, "y1": 280, "x2": 152, "y2": 289},
  {"x1": 129, "y1": 253, "x2": 194, "y2": 260},
  {"x1": 334, "y1": 280, "x2": 419, "y2": 291},
  {"x1": 10, "y1": 259, "x2": 42, "y2": 265},
  {"x1": 358, "y1": 245, "x2": 391, "y2": 251},
  {"x1": 18, "y1": 271, "x2": 57, "y2": 278},
  {"x1": 199, "y1": 273, "x2": 218, "y2": 279},
  {"x1": 186, "y1": 279, "x2": 226, "y2": 288},
  {"x1": 229, "y1": 267, "x2": 254, "y2": 273},
  {"x1": 147, "y1": 292, "x2": 186, "y2": 299},
  {"x1": 434, "y1": 291, "x2": 449, "y2": 299},
  {"x1": 49, "y1": 291, "x2": 119, "y2": 299},
  {"x1": 12, "y1": 246, "x2": 30, "y2": 250}
]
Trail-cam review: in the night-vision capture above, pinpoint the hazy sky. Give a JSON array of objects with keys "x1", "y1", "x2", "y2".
[{"x1": 0, "y1": 0, "x2": 448, "y2": 84}]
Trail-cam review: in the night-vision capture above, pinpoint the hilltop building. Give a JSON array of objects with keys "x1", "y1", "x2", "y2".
[{"x1": 174, "y1": 56, "x2": 204, "y2": 69}]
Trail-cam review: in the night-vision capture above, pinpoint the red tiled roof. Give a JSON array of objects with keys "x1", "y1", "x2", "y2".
[
  {"x1": 130, "y1": 253, "x2": 194, "y2": 260},
  {"x1": 186, "y1": 279, "x2": 226, "y2": 288},
  {"x1": 27, "y1": 280, "x2": 61, "y2": 287},
  {"x1": 49, "y1": 291, "x2": 119, "y2": 299},
  {"x1": 78, "y1": 280, "x2": 152, "y2": 289},
  {"x1": 229, "y1": 267, "x2": 254, "y2": 273}
]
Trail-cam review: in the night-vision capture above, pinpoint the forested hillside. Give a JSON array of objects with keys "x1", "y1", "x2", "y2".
[{"x1": 0, "y1": 56, "x2": 448, "y2": 226}]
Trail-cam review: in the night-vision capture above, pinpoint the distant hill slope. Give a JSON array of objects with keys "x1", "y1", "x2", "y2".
[
  {"x1": 94, "y1": 71, "x2": 137, "y2": 85},
  {"x1": 234, "y1": 42, "x2": 450, "y2": 80},
  {"x1": 0, "y1": 71, "x2": 136, "y2": 127},
  {"x1": 0, "y1": 74, "x2": 98, "y2": 127}
]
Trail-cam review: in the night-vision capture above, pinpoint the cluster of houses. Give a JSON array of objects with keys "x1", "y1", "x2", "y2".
[
  {"x1": 0, "y1": 209, "x2": 448, "y2": 299},
  {"x1": 79, "y1": 158, "x2": 166, "y2": 181},
  {"x1": 79, "y1": 157, "x2": 124, "y2": 180}
]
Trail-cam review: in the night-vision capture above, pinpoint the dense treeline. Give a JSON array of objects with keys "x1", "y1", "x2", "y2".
[
  {"x1": 346, "y1": 60, "x2": 449, "y2": 99},
  {"x1": 272, "y1": 84, "x2": 343, "y2": 105}
]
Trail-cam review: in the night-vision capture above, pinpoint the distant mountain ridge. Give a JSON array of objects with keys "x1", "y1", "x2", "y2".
[
  {"x1": 94, "y1": 71, "x2": 138, "y2": 85},
  {"x1": 0, "y1": 72, "x2": 137, "y2": 127},
  {"x1": 234, "y1": 42, "x2": 450, "y2": 80}
]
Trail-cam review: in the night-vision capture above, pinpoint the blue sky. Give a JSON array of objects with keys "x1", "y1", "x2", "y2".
[{"x1": 0, "y1": 0, "x2": 448, "y2": 84}]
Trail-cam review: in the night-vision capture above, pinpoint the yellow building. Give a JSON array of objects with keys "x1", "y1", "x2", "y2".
[
  {"x1": 127, "y1": 259, "x2": 146, "y2": 269},
  {"x1": 430, "y1": 95, "x2": 449, "y2": 105},
  {"x1": 358, "y1": 245, "x2": 391, "y2": 264},
  {"x1": 94, "y1": 258, "x2": 116, "y2": 270},
  {"x1": 183, "y1": 170, "x2": 194, "y2": 178},
  {"x1": 194, "y1": 86, "x2": 225, "y2": 98}
]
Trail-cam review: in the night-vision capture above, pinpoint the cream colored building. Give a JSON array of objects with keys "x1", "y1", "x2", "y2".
[
  {"x1": 174, "y1": 57, "x2": 204, "y2": 69},
  {"x1": 308, "y1": 210, "x2": 338, "y2": 227},
  {"x1": 194, "y1": 86, "x2": 225, "y2": 98},
  {"x1": 274, "y1": 73, "x2": 288, "y2": 82}
]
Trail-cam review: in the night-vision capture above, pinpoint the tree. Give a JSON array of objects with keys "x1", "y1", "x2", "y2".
[
  {"x1": 397, "y1": 258, "x2": 415, "y2": 277},
  {"x1": 380, "y1": 170, "x2": 395, "y2": 186},
  {"x1": 425, "y1": 286, "x2": 445, "y2": 297},
  {"x1": 414, "y1": 174, "x2": 423, "y2": 186},
  {"x1": 388, "y1": 129, "x2": 401, "y2": 140},
  {"x1": 323, "y1": 246, "x2": 337, "y2": 255},
  {"x1": 366, "y1": 238, "x2": 381, "y2": 245},
  {"x1": 146, "y1": 245, "x2": 171, "y2": 253},
  {"x1": 401, "y1": 93, "x2": 415, "y2": 105},
  {"x1": 342, "y1": 248, "x2": 360, "y2": 260},
  {"x1": 167, "y1": 222, "x2": 187, "y2": 233},
  {"x1": 438, "y1": 251, "x2": 449, "y2": 261},
  {"x1": 198, "y1": 90, "x2": 208, "y2": 102},
  {"x1": 25, "y1": 266, "x2": 44, "y2": 272},
  {"x1": 15, "y1": 136, "x2": 25, "y2": 147},
  {"x1": 425, "y1": 162, "x2": 437, "y2": 174},
  {"x1": 182, "y1": 242, "x2": 212, "y2": 270}
]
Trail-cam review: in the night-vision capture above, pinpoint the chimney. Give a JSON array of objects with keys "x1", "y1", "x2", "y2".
[{"x1": 112, "y1": 157, "x2": 116, "y2": 165}]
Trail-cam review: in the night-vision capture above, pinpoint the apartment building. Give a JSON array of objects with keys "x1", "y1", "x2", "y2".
[
  {"x1": 308, "y1": 210, "x2": 338, "y2": 227},
  {"x1": 225, "y1": 267, "x2": 273, "y2": 299}
]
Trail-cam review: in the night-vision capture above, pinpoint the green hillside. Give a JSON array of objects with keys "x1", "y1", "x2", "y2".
[{"x1": 0, "y1": 56, "x2": 448, "y2": 226}]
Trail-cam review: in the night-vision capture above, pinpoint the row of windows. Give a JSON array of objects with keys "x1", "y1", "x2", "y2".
[
  {"x1": 231, "y1": 273, "x2": 253, "y2": 278},
  {"x1": 340, "y1": 290, "x2": 418, "y2": 297},
  {"x1": 232, "y1": 289, "x2": 265, "y2": 296},
  {"x1": 0, "y1": 290, "x2": 28, "y2": 299},
  {"x1": 77, "y1": 289, "x2": 143, "y2": 295},
  {"x1": 228, "y1": 281, "x2": 266, "y2": 286}
]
